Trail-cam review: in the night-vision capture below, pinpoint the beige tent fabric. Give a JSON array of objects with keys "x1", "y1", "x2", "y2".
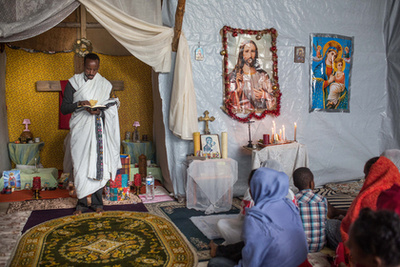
[
  {"x1": 80, "y1": 0, "x2": 198, "y2": 140},
  {"x1": 169, "y1": 34, "x2": 199, "y2": 140},
  {"x1": 79, "y1": 0, "x2": 173, "y2": 73}
]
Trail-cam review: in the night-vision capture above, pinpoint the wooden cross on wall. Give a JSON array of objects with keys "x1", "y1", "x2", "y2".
[
  {"x1": 35, "y1": 6, "x2": 123, "y2": 95},
  {"x1": 198, "y1": 110, "x2": 215, "y2": 135}
]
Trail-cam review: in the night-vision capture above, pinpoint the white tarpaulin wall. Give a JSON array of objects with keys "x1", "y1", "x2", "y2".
[{"x1": 159, "y1": 0, "x2": 400, "y2": 197}]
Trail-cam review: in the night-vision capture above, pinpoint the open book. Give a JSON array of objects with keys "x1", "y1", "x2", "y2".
[{"x1": 80, "y1": 99, "x2": 107, "y2": 110}]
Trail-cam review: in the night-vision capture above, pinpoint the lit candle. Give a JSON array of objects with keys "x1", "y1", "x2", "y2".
[
  {"x1": 282, "y1": 125, "x2": 285, "y2": 141},
  {"x1": 272, "y1": 121, "x2": 276, "y2": 135},
  {"x1": 294, "y1": 122, "x2": 297, "y2": 141}
]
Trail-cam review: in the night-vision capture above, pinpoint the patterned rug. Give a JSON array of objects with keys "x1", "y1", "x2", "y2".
[
  {"x1": 145, "y1": 199, "x2": 241, "y2": 261},
  {"x1": 6, "y1": 194, "x2": 142, "y2": 214},
  {"x1": 9, "y1": 211, "x2": 196, "y2": 267},
  {"x1": 314, "y1": 188, "x2": 355, "y2": 210}
]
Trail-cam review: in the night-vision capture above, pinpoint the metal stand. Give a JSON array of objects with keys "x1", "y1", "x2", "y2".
[
  {"x1": 246, "y1": 121, "x2": 255, "y2": 148},
  {"x1": 32, "y1": 189, "x2": 41, "y2": 199}
]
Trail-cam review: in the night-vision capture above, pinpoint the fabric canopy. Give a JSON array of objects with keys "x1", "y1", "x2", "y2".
[
  {"x1": 0, "y1": 0, "x2": 198, "y2": 140},
  {"x1": 79, "y1": 0, "x2": 173, "y2": 73},
  {"x1": 0, "y1": 0, "x2": 79, "y2": 43},
  {"x1": 79, "y1": 0, "x2": 198, "y2": 139}
]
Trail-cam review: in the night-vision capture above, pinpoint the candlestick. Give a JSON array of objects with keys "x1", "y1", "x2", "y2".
[
  {"x1": 282, "y1": 125, "x2": 285, "y2": 141},
  {"x1": 33, "y1": 176, "x2": 41, "y2": 190},
  {"x1": 279, "y1": 129, "x2": 282, "y2": 141},
  {"x1": 294, "y1": 122, "x2": 297, "y2": 141}
]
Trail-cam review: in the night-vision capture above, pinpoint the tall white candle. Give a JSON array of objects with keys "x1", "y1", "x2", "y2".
[
  {"x1": 294, "y1": 122, "x2": 297, "y2": 141},
  {"x1": 272, "y1": 121, "x2": 276, "y2": 136},
  {"x1": 282, "y1": 125, "x2": 285, "y2": 141},
  {"x1": 221, "y1": 132, "x2": 228, "y2": 159}
]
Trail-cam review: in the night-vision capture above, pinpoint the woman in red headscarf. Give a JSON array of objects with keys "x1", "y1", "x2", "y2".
[{"x1": 339, "y1": 154, "x2": 400, "y2": 266}]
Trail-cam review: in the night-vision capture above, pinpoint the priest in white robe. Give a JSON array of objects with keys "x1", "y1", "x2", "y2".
[{"x1": 61, "y1": 53, "x2": 121, "y2": 215}]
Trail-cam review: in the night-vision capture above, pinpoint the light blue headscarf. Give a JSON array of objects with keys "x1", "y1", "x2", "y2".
[{"x1": 237, "y1": 167, "x2": 308, "y2": 267}]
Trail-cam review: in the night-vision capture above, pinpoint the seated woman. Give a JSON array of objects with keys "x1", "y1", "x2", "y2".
[
  {"x1": 340, "y1": 151, "x2": 400, "y2": 265},
  {"x1": 208, "y1": 167, "x2": 308, "y2": 267},
  {"x1": 216, "y1": 159, "x2": 296, "y2": 246}
]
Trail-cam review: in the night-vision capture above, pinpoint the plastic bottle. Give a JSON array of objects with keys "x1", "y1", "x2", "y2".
[{"x1": 146, "y1": 172, "x2": 155, "y2": 200}]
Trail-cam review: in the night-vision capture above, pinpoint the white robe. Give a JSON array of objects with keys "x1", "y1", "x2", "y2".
[{"x1": 69, "y1": 73, "x2": 121, "y2": 199}]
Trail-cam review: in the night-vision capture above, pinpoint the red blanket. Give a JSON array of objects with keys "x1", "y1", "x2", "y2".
[{"x1": 340, "y1": 156, "x2": 400, "y2": 262}]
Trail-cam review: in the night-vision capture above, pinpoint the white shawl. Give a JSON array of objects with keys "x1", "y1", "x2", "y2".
[{"x1": 69, "y1": 73, "x2": 122, "y2": 199}]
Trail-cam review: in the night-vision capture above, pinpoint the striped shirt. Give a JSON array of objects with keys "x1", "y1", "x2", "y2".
[{"x1": 296, "y1": 189, "x2": 328, "y2": 252}]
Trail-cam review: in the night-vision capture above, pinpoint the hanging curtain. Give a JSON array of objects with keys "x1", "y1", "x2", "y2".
[
  {"x1": 0, "y1": 0, "x2": 198, "y2": 140},
  {"x1": 79, "y1": 0, "x2": 173, "y2": 73},
  {"x1": 79, "y1": 0, "x2": 198, "y2": 139},
  {"x1": 0, "y1": 0, "x2": 79, "y2": 42}
]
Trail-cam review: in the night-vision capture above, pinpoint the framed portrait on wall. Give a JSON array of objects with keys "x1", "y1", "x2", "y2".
[
  {"x1": 294, "y1": 46, "x2": 305, "y2": 63},
  {"x1": 310, "y1": 33, "x2": 353, "y2": 112},
  {"x1": 220, "y1": 26, "x2": 281, "y2": 123},
  {"x1": 200, "y1": 134, "x2": 221, "y2": 159}
]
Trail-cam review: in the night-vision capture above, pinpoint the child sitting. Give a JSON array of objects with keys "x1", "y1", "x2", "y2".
[
  {"x1": 293, "y1": 167, "x2": 347, "y2": 252},
  {"x1": 339, "y1": 208, "x2": 400, "y2": 267}
]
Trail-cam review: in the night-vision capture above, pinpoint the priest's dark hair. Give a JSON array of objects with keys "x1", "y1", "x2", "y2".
[{"x1": 84, "y1": 53, "x2": 100, "y2": 64}]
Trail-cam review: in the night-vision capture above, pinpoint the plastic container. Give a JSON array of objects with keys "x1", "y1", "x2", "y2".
[{"x1": 146, "y1": 172, "x2": 155, "y2": 200}]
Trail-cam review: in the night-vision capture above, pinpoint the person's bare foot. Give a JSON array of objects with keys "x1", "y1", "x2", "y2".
[
  {"x1": 73, "y1": 210, "x2": 82, "y2": 216},
  {"x1": 95, "y1": 208, "x2": 104, "y2": 214},
  {"x1": 209, "y1": 240, "x2": 218, "y2": 258}
]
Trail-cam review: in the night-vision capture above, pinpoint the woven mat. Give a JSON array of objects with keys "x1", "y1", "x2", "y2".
[
  {"x1": 7, "y1": 194, "x2": 142, "y2": 214},
  {"x1": 145, "y1": 198, "x2": 241, "y2": 261},
  {"x1": 0, "y1": 211, "x2": 31, "y2": 267},
  {"x1": 9, "y1": 211, "x2": 196, "y2": 266},
  {"x1": 314, "y1": 188, "x2": 355, "y2": 210}
]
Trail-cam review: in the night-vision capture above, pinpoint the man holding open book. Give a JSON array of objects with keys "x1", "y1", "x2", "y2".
[{"x1": 61, "y1": 53, "x2": 121, "y2": 215}]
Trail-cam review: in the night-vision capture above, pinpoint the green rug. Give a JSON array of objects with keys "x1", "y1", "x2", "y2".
[
  {"x1": 10, "y1": 211, "x2": 196, "y2": 266},
  {"x1": 145, "y1": 199, "x2": 241, "y2": 261}
]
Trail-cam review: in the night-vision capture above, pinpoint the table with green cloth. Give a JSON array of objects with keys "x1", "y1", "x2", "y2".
[
  {"x1": 8, "y1": 142, "x2": 44, "y2": 166},
  {"x1": 129, "y1": 165, "x2": 163, "y2": 182},
  {"x1": 0, "y1": 168, "x2": 58, "y2": 191},
  {"x1": 122, "y1": 141, "x2": 155, "y2": 164}
]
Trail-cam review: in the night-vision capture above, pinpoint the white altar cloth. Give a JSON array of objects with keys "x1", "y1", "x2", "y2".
[
  {"x1": 252, "y1": 142, "x2": 309, "y2": 190},
  {"x1": 186, "y1": 158, "x2": 238, "y2": 214}
]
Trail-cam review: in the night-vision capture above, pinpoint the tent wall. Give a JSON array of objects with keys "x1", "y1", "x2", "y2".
[
  {"x1": 0, "y1": 51, "x2": 11, "y2": 174},
  {"x1": 160, "y1": 0, "x2": 395, "y2": 197}
]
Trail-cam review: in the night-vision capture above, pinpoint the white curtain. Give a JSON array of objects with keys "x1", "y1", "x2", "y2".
[
  {"x1": 0, "y1": 0, "x2": 79, "y2": 42},
  {"x1": 79, "y1": 0, "x2": 198, "y2": 140},
  {"x1": 0, "y1": 0, "x2": 197, "y2": 140}
]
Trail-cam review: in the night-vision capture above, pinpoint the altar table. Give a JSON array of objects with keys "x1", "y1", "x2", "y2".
[
  {"x1": 121, "y1": 141, "x2": 155, "y2": 164},
  {"x1": 8, "y1": 142, "x2": 44, "y2": 166},
  {"x1": 251, "y1": 142, "x2": 309, "y2": 188},
  {"x1": 0, "y1": 168, "x2": 58, "y2": 191},
  {"x1": 186, "y1": 158, "x2": 238, "y2": 214}
]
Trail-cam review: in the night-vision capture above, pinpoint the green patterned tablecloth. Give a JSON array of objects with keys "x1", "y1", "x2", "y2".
[
  {"x1": 121, "y1": 141, "x2": 155, "y2": 164},
  {"x1": 0, "y1": 168, "x2": 58, "y2": 190},
  {"x1": 8, "y1": 142, "x2": 44, "y2": 165},
  {"x1": 129, "y1": 165, "x2": 163, "y2": 182}
]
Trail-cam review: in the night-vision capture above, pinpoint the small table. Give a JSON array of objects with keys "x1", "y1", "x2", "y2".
[
  {"x1": 8, "y1": 142, "x2": 44, "y2": 166},
  {"x1": 0, "y1": 168, "x2": 58, "y2": 191},
  {"x1": 251, "y1": 142, "x2": 309, "y2": 187},
  {"x1": 186, "y1": 158, "x2": 238, "y2": 214},
  {"x1": 121, "y1": 141, "x2": 155, "y2": 164},
  {"x1": 129, "y1": 164, "x2": 163, "y2": 182}
]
